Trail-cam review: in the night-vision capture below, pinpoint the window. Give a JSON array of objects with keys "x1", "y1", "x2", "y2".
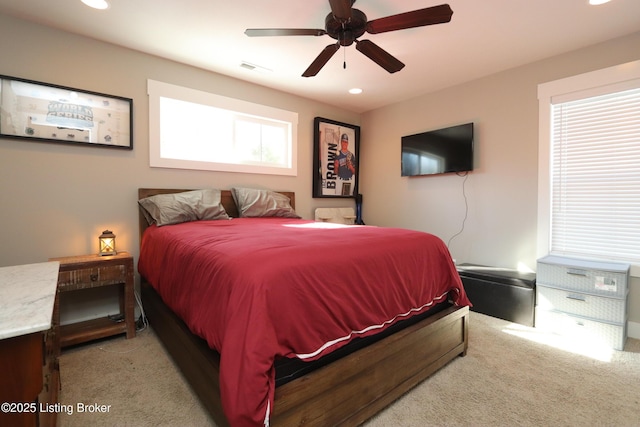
[
  {"x1": 538, "y1": 61, "x2": 640, "y2": 269},
  {"x1": 148, "y1": 79, "x2": 298, "y2": 176}
]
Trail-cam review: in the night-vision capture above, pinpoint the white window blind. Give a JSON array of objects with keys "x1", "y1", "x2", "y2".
[{"x1": 550, "y1": 87, "x2": 640, "y2": 262}]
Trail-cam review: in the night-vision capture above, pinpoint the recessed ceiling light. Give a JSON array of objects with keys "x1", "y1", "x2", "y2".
[
  {"x1": 348, "y1": 88, "x2": 363, "y2": 95},
  {"x1": 589, "y1": 0, "x2": 611, "y2": 5},
  {"x1": 81, "y1": 0, "x2": 110, "y2": 10}
]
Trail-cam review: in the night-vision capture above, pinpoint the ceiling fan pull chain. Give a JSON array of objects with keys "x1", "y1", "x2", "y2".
[
  {"x1": 343, "y1": 45, "x2": 347, "y2": 69},
  {"x1": 340, "y1": 26, "x2": 346, "y2": 70}
]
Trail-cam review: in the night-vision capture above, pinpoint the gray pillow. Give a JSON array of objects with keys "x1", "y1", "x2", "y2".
[
  {"x1": 139, "y1": 189, "x2": 230, "y2": 226},
  {"x1": 231, "y1": 187, "x2": 300, "y2": 218}
]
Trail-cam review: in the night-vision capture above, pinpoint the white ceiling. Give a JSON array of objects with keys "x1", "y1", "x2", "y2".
[{"x1": 1, "y1": 0, "x2": 639, "y2": 113}]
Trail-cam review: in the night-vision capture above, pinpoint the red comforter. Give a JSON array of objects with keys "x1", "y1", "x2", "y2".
[{"x1": 138, "y1": 218, "x2": 470, "y2": 426}]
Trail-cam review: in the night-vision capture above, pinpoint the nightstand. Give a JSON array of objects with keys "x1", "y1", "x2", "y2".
[{"x1": 49, "y1": 252, "x2": 135, "y2": 347}]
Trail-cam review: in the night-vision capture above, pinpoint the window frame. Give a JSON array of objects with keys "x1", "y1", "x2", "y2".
[
  {"x1": 147, "y1": 79, "x2": 298, "y2": 176},
  {"x1": 537, "y1": 60, "x2": 640, "y2": 274}
]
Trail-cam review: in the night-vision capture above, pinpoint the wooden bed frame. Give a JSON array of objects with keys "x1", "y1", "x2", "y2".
[{"x1": 138, "y1": 188, "x2": 469, "y2": 426}]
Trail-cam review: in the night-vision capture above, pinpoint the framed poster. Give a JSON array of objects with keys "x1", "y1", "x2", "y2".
[
  {"x1": 0, "y1": 75, "x2": 133, "y2": 149},
  {"x1": 313, "y1": 117, "x2": 360, "y2": 198}
]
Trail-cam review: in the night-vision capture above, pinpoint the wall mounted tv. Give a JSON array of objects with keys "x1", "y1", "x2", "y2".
[{"x1": 401, "y1": 122, "x2": 474, "y2": 177}]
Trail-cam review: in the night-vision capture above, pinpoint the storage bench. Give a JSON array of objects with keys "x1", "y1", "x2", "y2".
[{"x1": 457, "y1": 264, "x2": 536, "y2": 326}]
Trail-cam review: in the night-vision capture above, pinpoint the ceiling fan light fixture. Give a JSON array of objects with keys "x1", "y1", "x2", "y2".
[
  {"x1": 81, "y1": 0, "x2": 110, "y2": 10},
  {"x1": 348, "y1": 88, "x2": 363, "y2": 94}
]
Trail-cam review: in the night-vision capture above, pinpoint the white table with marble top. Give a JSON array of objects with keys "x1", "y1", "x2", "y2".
[{"x1": 0, "y1": 261, "x2": 60, "y2": 340}]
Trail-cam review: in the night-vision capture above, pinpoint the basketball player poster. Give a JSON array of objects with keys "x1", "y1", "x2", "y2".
[{"x1": 313, "y1": 117, "x2": 360, "y2": 198}]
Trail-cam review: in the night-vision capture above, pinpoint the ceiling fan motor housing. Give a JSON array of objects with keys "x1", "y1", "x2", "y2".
[{"x1": 325, "y1": 9, "x2": 367, "y2": 46}]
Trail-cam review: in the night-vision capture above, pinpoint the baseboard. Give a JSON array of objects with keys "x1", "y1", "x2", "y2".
[{"x1": 628, "y1": 321, "x2": 640, "y2": 340}]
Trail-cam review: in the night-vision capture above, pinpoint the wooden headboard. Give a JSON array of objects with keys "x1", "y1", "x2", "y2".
[{"x1": 138, "y1": 188, "x2": 296, "y2": 239}]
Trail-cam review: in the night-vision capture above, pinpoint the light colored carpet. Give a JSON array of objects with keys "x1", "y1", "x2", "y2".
[{"x1": 58, "y1": 312, "x2": 640, "y2": 426}]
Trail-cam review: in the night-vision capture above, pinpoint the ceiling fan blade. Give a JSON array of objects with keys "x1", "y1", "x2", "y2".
[
  {"x1": 302, "y1": 43, "x2": 341, "y2": 77},
  {"x1": 355, "y1": 39, "x2": 405, "y2": 73},
  {"x1": 366, "y1": 4, "x2": 453, "y2": 34},
  {"x1": 245, "y1": 28, "x2": 327, "y2": 37},
  {"x1": 328, "y1": 0, "x2": 353, "y2": 21}
]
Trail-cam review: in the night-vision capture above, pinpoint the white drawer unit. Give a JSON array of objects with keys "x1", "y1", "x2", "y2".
[
  {"x1": 535, "y1": 255, "x2": 630, "y2": 350},
  {"x1": 536, "y1": 285, "x2": 627, "y2": 324},
  {"x1": 537, "y1": 255, "x2": 628, "y2": 298},
  {"x1": 534, "y1": 307, "x2": 627, "y2": 350},
  {"x1": 314, "y1": 207, "x2": 356, "y2": 225}
]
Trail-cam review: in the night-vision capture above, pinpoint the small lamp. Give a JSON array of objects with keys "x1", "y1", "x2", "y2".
[{"x1": 98, "y1": 230, "x2": 116, "y2": 256}]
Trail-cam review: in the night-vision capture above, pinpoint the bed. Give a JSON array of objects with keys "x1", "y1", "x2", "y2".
[{"x1": 137, "y1": 188, "x2": 470, "y2": 427}]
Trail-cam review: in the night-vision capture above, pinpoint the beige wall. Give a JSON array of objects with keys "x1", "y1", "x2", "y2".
[
  {"x1": 360, "y1": 32, "x2": 640, "y2": 326},
  {"x1": 0, "y1": 13, "x2": 359, "y2": 269},
  {"x1": 2, "y1": 12, "x2": 639, "y2": 329}
]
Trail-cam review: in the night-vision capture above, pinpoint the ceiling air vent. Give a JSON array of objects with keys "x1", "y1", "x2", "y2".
[{"x1": 240, "y1": 61, "x2": 272, "y2": 73}]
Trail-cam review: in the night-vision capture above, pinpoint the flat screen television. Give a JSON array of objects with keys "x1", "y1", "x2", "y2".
[{"x1": 401, "y1": 122, "x2": 474, "y2": 177}]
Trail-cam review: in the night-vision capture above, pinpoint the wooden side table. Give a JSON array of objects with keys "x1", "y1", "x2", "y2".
[{"x1": 49, "y1": 252, "x2": 135, "y2": 347}]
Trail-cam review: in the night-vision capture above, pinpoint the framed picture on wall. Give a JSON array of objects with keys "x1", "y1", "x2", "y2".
[
  {"x1": 0, "y1": 75, "x2": 133, "y2": 149},
  {"x1": 313, "y1": 117, "x2": 360, "y2": 198}
]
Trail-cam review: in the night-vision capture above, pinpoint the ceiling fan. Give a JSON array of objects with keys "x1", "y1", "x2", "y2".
[{"x1": 245, "y1": 1, "x2": 453, "y2": 77}]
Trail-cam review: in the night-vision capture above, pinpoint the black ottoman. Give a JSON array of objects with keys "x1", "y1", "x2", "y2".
[{"x1": 457, "y1": 264, "x2": 536, "y2": 326}]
